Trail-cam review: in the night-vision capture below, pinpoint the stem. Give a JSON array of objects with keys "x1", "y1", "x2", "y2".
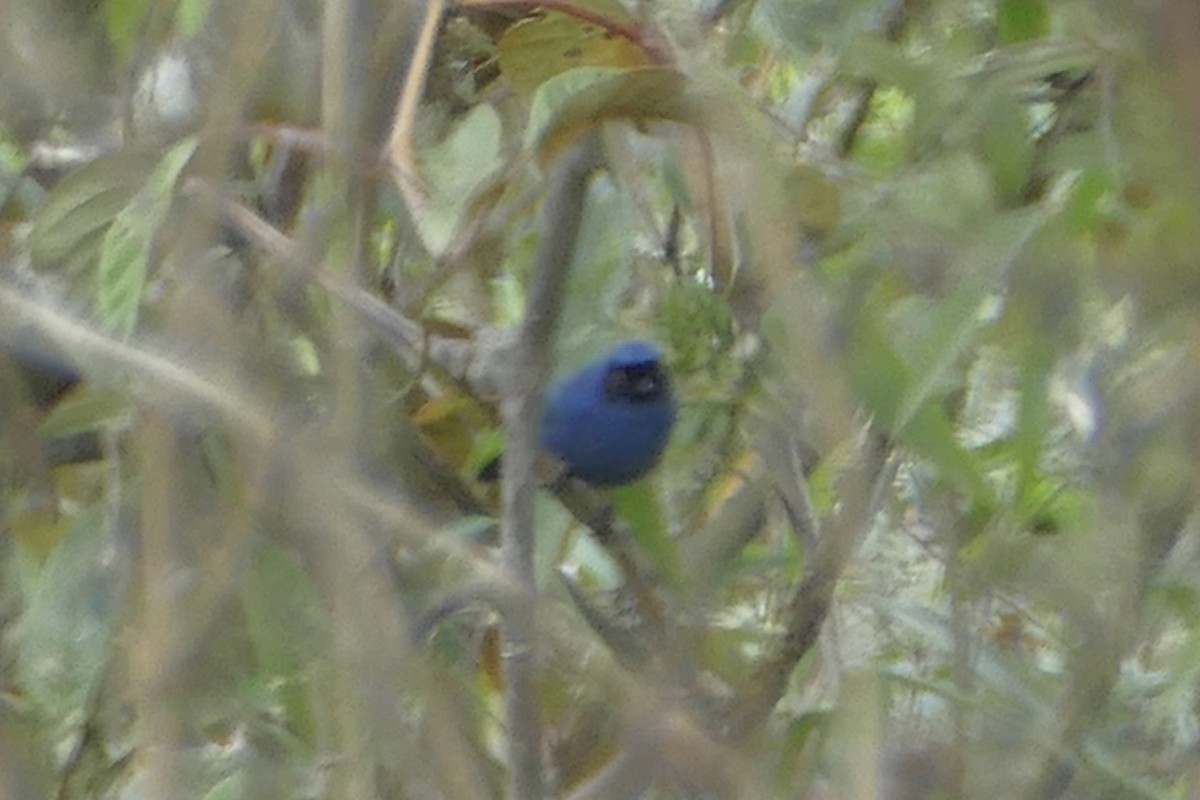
[{"x1": 499, "y1": 132, "x2": 604, "y2": 799}]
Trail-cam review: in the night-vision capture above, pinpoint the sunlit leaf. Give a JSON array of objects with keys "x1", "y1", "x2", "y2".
[
  {"x1": 175, "y1": 0, "x2": 212, "y2": 37},
  {"x1": 997, "y1": 0, "x2": 1049, "y2": 45},
  {"x1": 105, "y1": 0, "x2": 150, "y2": 62},
  {"x1": 96, "y1": 136, "x2": 197, "y2": 334},
  {"x1": 610, "y1": 480, "x2": 679, "y2": 586},
  {"x1": 1067, "y1": 167, "x2": 1116, "y2": 231},
  {"x1": 36, "y1": 386, "x2": 129, "y2": 439}
]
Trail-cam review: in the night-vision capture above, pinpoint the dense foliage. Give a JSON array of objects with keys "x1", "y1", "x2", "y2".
[{"x1": 2, "y1": 0, "x2": 1200, "y2": 798}]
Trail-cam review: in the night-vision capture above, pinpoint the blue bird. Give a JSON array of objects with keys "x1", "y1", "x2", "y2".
[
  {"x1": 538, "y1": 339, "x2": 675, "y2": 486},
  {"x1": 480, "y1": 340, "x2": 676, "y2": 486}
]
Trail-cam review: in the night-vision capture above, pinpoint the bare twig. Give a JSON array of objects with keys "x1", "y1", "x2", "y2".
[
  {"x1": 387, "y1": 0, "x2": 449, "y2": 215},
  {"x1": 721, "y1": 432, "x2": 894, "y2": 741},
  {"x1": 0, "y1": 279, "x2": 784, "y2": 797},
  {"x1": 498, "y1": 132, "x2": 604, "y2": 800}
]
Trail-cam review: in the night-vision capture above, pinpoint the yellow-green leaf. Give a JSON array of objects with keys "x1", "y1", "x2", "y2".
[
  {"x1": 96, "y1": 136, "x2": 197, "y2": 334},
  {"x1": 37, "y1": 386, "x2": 129, "y2": 439},
  {"x1": 498, "y1": 10, "x2": 652, "y2": 96}
]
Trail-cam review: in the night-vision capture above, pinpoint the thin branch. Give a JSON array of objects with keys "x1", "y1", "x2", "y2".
[
  {"x1": 720, "y1": 432, "x2": 894, "y2": 741},
  {"x1": 183, "y1": 176, "x2": 678, "y2": 621},
  {"x1": 498, "y1": 132, "x2": 604, "y2": 800},
  {"x1": 0, "y1": 280, "x2": 780, "y2": 798},
  {"x1": 387, "y1": 0, "x2": 447, "y2": 200}
]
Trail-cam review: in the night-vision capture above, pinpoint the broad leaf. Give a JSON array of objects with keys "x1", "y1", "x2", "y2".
[
  {"x1": 525, "y1": 66, "x2": 692, "y2": 162},
  {"x1": 37, "y1": 385, "x2": 130, "y2": 439},
  {"x1": 241, "y1": 539, "x2": 327, "y2": 743},
  {"x1": 417, "y1": 104, "x2": 503, "y2": 256},
  {"x1": 610, "y1": 481, "x2": 679, "y2": 586},
  {"x1": 498, "y1": 9, "x2": 653, "y2": 96},
  {"x1": 16, "y1": 510, "x2": 122, "y2": 739}
]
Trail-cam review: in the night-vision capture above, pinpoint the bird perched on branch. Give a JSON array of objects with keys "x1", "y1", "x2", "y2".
[{"x1": 482, "y1": 339, "x2": 676, "y2": 486}]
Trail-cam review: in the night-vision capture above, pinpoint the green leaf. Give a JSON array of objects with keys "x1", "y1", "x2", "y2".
[
  {"x1": 525, "y1": 66, "x2": 692, "y2": 162},
  {"x1": 754, "y1": 0, "x2": 886, "y2": 54},
  {"x1": 202, "y1": 772, "x2": 248, "y2": 800},
  {"x1": 997, "y1": 0, "x2": 1049, "y2": 45},
  {"x1": 1021, "y1": 479, "x2": 1086, "y2": 535},
  {"x1": 29, "y1": 151, "x2": 156, "y2": 272},
  {"x1": 37, "y1": 386, "x2": 129, "y2": 439},
  {"x1": 610, "y1": 481, "x2": 679, "y2": 586},
  {"x1": 557, "y1": 174, "x2": 635, "y2": 346},
  {"x1": 850, "y1": 309, "x2": 992, "y2": 504},
  {"x1": 1012, "y1": 341, "x2": 1053, "y2": 504},
  {"x1": 1067, "y1": 168, "x2": 1115, "y2": 231},
  {"x1": 105, "y1": 0, "x2": 150, "y2": 63},
  {"x1": 891, "y1": 281, "x2": 993, "y2": 433},
  {"x1": 498, "y1": 9, "x2": 652, "y2": 96},
  {"x1": 96, "y1": 136, "x2": 197, "y2": 334},
  {"x1": 982, "y1": 92, "x2": 1034, "y2": 205},
  {"x1": 241, "y1": 539, "x2": 327, "y2": 743},
  {"x1": 175, "y1": 0, "x2": 212, "y2": 37},
  {"x1": 417, "y1": 104, "x2": 503, "y2": 256},
  {"x1": 16, "y1": 510, "x2": 122, "y2": 735},
  {"x1": 776, "y1": 709, "x2": 831, "y2": 787}
]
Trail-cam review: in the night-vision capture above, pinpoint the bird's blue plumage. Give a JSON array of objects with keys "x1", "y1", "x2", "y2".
[{"x1": 539, "y1": 340, "x2": 675, "y2": 486}]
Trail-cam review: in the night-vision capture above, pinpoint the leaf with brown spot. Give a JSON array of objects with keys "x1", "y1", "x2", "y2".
[{"x1": 498, "y1": 10, "x2": 653, "y2": 96}]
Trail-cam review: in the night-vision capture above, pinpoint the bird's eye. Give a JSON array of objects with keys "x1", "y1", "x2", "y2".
[{"x1": 604, "y1": 362, "x2": 668, "y2": 404}]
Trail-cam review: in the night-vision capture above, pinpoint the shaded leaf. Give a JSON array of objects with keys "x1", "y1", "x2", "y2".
[
  {"x1": 175, "y1": 0, "x2": 213, "y2": 37},
  {"x1": 29, "y1": 151, "x2": 156, "y2": 273},
  {"x1": 417, "y1": 104, "x2": 503, "y2": 256},
  {"x1": 498, "y1": 9, "x2": 653, "y2": 96},
  {"x1": 850, "y1": 309, "x2": 992, "y2": 504},
  {"x1": 16, "y1": 510, "x2": 123, "y2": 736},
  {"x1": 982, "y1": 91, "x2": 1034, "y2": 205},
  {"x1": 788, "y1": 162, "x2": 842, "y2": 233},
  {"x1": 997, "y1": 0, "x2": 1049, "y2": 45},
  {"x1": 526, "y1": 66, "x2": 692, "y2": 162},
  {"x1": 241, "y1": 539, "x2": 327, "y2": 744}
]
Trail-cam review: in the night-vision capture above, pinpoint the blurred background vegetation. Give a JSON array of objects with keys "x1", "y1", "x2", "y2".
[{"x1": 1, "y1": 0, "x2": 1200, "y2": 798}]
